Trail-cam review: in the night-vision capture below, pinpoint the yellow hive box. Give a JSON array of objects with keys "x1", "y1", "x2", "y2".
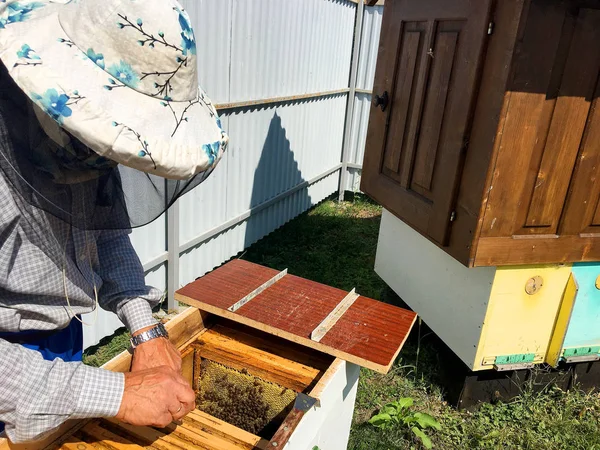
[{"x1": 473, "y1": 265, "x2": 572, "y2": 371}]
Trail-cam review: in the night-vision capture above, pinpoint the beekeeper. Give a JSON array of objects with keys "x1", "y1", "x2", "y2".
[{"x1": 0, "y1": 0, "x2": 227, "y2": 443}]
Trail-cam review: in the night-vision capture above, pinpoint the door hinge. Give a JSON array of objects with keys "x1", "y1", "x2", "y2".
[
  {"x1": 487, "y1": 21, "x2": 494, "y2": 35},
  {"x1": 450, "y1": 211, "x2": 457, "y2": 222}
]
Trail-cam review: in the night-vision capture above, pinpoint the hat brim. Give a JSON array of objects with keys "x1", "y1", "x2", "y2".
[{"x1": 0, "y1": 1, "x2": 227, "y2": 180}]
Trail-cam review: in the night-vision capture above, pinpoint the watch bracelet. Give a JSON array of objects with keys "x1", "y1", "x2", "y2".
[{"x1": 130, "y1": 322, "x2": 168, "y2": 348}]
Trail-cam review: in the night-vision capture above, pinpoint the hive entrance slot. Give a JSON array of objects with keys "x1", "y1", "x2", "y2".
[{"x1": 195, "y1": 358, "x2": 297, "y2": 438}]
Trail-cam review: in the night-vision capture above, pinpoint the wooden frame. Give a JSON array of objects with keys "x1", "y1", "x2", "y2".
[{"x1": 1, "y1": 307, "x2": 343, "y2": 450}]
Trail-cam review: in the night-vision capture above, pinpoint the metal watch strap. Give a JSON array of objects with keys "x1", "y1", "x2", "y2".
[{"x1": 130, "y1": 322, "x2": 168, "y2": 348}]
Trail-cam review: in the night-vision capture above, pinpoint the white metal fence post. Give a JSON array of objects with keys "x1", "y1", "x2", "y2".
[
  {"x1": 166, "y1": 199, "x2": 180, "y2": 311},
  {"x1": 338, "y1": 0, "x2": 365, "y2": 201}
]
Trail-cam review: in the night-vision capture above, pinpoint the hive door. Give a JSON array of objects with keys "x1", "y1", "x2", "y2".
[{"x1": 361, "y1": 0, "x2": 492, "y2": 245}]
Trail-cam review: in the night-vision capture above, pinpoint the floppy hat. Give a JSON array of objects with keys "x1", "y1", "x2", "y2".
[{"x1": 0, "y1": 0, "x2": 228, "y2": 180}]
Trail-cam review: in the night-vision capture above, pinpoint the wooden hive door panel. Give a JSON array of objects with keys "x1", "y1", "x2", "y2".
[
  {"x1": 561, "y1": 76, "x2": 600, "y2": 236},
  {"x1": 480, "y1": 1, "x2": 600, "y2": 239},
  {"x1": 361, "y1": 0, "x2": 493, "y2": 245}
]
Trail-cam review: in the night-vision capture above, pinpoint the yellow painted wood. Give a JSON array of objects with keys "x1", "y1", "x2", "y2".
[
  {"x1": 545, "y1": 273, "x2": 578, "y2": 367},
  {"x1": 473, "y1": 264, "x2": 572, "y2": 371}
]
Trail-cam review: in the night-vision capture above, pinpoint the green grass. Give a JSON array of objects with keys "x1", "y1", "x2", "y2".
[
  {"x1": 85, "y1": 195, "x2": 600, "y2": 449},
  {"x1": 241, "y1": 195, "x2": 385, "y2": 300},
  {"x1": 83, "y1": 328, "x2": 130, "y2": 367}
]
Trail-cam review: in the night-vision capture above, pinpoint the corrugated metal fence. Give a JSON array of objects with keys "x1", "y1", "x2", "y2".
[{"x1": 82, "y1": 0, "x2": 384, "y2": 348}]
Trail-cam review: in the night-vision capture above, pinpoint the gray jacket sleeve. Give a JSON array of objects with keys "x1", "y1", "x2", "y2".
[{"x1": 95, "y1": 229, "x2": 162, "y2": 333}]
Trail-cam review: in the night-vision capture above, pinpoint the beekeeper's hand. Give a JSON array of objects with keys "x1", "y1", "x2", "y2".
[
  {"x1": 115, "y1": 366, "x2": 195, "y2": 426},
  {"x1": 130, "y1": 325, "x2": 183, "y2": 374}
]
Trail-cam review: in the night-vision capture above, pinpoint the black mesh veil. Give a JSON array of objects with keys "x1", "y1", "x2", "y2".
[{"x1": 0, "y1": 62, "x2": 215, "y2": 230}]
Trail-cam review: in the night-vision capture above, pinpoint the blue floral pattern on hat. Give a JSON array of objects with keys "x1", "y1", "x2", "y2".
[
  {"x1": 86, "y1": 48, "x2": 105, "y2": 69},
  {"x1": 112, "y1": 121, "x2": 156, "y2": 169},
  {"x1": 114, "y1": 9, "x2": 194, "y2": 100},
  {"x1": 107, "y1": 60, "x2": 140, "y2": 88},
  {"x1": 175, "y1": 7, "x2": 196, "y2": 56},
  {"x1": 3, "y1": 0, "x2": 227, "y2": 174},
  {"x1": 0, "y1": 1, "x2": 45, "y2": 28},
  {"x1": 15, "y1": 43, "x2": 41, "y2": 66},
  {"x1": 31, "y1": 88, "x2": 73, "y2": 124},
  {"x1": 17, "y1": 43, "x2": 39, "y2": 59},
  {"x1": 202, "y1": 141, "x2": 220, "y2": 166}
]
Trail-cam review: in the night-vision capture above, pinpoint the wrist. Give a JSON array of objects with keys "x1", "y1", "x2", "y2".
[
  {"x1": 130, "y1": 322, "x2": 169, "y2": 349},
  {"x1": 132, "y1": 324, "x2": 157, "y2": 337}
]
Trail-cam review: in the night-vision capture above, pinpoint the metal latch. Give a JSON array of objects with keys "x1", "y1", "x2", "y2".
[{"x1": 372, "y1": 91, "x2": 389, "y2": 112}]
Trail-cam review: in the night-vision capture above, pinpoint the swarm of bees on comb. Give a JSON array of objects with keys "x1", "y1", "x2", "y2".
[{"x1": 195, "y1": 359, "x2": 297, "y2": 436}]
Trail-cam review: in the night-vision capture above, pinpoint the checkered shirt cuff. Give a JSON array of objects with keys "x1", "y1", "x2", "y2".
[
  {"x1": 73, "y1": 366, "x2": 125, "y2": 419},
  {"x1": 117, "y1": 297, "x2": 158, "y2": 334}
]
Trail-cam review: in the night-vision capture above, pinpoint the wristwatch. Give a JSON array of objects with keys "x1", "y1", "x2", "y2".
[{"x1": 130, "y1": 322, "x2": 169, "y2": 349}]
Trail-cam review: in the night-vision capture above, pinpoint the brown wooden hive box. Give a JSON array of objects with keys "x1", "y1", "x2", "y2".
[
  {"x1": 0, "y1": 260, "x2": 416, "y2": 450},
  {"x1": 361, "y1": 0, "x2": 600, "y2": 267}
]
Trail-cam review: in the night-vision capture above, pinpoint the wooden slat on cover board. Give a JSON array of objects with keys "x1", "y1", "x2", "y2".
[{"x1": 174, "y1": 260, "x2": 417, "y2": 373}]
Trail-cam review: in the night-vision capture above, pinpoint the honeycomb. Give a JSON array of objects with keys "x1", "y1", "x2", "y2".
[{"x1": 195, "y1": 359, "x2": 297, "y2": 436}]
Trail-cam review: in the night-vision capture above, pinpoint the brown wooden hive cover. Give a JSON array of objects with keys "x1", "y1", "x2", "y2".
[{"x1": 174, "y1": 259, "x2": 417, "y2": 373}]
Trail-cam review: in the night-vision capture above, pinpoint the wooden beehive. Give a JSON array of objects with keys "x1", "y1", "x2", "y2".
[
  {"x1": 361, "y1": 0, "x2": 600, "y2": 268},
  {"x1": 0, "y1": 261, "x2": 416, "y2": 450}
]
